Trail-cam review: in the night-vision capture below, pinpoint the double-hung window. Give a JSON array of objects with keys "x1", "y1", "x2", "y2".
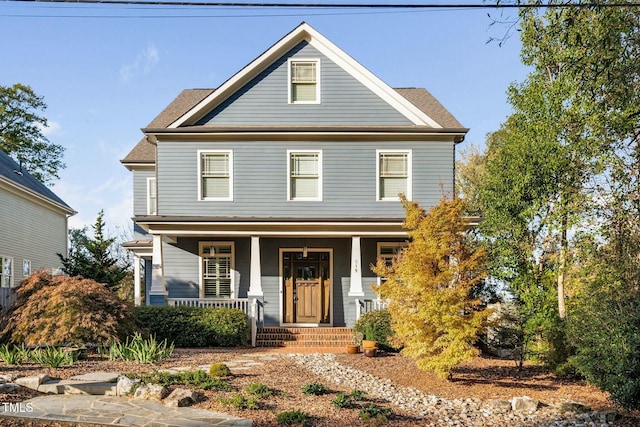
[
  {"x1": 200, "y1": 242, "x2": 234, "y2": 298},
  {"x1": 377, "y1": 150, "x2": 412, "y2": 201},
  {"x1": 199, "y1": 150, "x2": 233, "y2": 201},
  {"x1": 0, "y1": 256, "x2": 13, "y2": 288},
  {"x1": 289, "y1": 59, "x2": 320, "y2": 103},
  {"x1": 288, "y1": 150, "x2": 322, "y2": 201},
  {"x1": 147, "y1": 177, "x2": 157, "y2": 215},
  {"x1": 22, "y1": 259, "x2": 31, "y2": 277},
  {"x1": 376, "y1": 242, "x2": 407, "y2": 285}
]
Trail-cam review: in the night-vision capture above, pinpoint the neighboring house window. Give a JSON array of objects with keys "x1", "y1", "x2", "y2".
[
  {"x1": 0, "y1": 257, "x2": 13, "y2": 288},
  {"x1": 22, "y1": 260, "x2": 31, "y2": 277},
  {"x1": 377, "y1": 242, "x2": 407, "y2": 285},
  {"x1": 288, "y1": 150, "x2": 322, "y2": 201},
  {"x1": 199, "y1": 150, "x2": 233, "y2": 201},
  {"x1": 199, "y1": 242, "x2": 234, "y2": 298},
  {"x1": 377, "y1": 150, "x2": 412, "y2": 201},
  {"x1": 289, "y1": 59, "x2": 320, "y2": 103},
  {"x1": 147, "y1": 177, "x2": 157, "y2": 215}
]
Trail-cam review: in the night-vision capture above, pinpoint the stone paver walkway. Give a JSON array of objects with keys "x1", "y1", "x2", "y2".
[{"x1": 0, "y1": 395, "x2": 252, "y2": 426}]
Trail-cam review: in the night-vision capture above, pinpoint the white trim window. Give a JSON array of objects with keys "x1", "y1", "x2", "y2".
[
  {"x1": 198, "y1": 150, "x2": 233, "y2": 201},
  {"x1": 376, "y1": 242, "x2": 407, "y2": 285},
  {"x1": 288, "y1": 59, "x2": 320, "y2": 104},
  {"x1": 199, "y1": 242, "x2": 235, "y2": 298},
  {"x1": 22, "y1": 259, "x2": 31, "y2": 277},
  {"x1": 1, "y1": 256, "x2": 13, "y2": 288},
  {"x1": 288, "y1": 150, "x2": 322, "y2": 201},
  {"x1": 377, "y1": 150, "x2": 412, "y2": 201},
  {"x1": 147, "y1": 177, "x2": 157, "y2": 215}
]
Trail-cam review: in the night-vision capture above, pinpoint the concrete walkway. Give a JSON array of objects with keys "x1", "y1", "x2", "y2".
[{"x1": 0, "y1": 395, "x2": 252, "y2": 426}]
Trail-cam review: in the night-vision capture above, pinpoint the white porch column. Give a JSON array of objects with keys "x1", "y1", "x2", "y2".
[
  {"x1": 348, "y1": 236, "x2": 365, "y2": 296},
  {"x1": 149, "y1": 234, "x2": 167, "y2": 303},
  {"x1": 248, "y1": 236, "x2": 263, "y2": 298},
  {"x1": 133, "y1": 255, "x2": 141, "y2": 307}
]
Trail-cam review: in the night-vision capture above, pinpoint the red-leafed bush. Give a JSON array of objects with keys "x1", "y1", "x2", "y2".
[{"x1": 2, "y1": 271, "x2": 138, "y2": 346}]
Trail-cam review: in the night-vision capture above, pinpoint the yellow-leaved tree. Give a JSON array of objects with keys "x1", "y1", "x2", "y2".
[{"x1": 372, "y1": 196, "x2": 489, "y2": 379}]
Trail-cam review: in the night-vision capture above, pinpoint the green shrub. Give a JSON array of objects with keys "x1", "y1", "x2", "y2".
[
  {"x1": 134, "y1": 369, "x2": 231, "y2": 391},
  {"x1": 0, "y1": 344, "x2": 25, "y2": 366},
  {"x1": 107, "y1": 332, "x2": 174, "y2": 364},
  {"x1": 331, "y1": 393, "x2": 356, "y2": 409},
  {"x1": 301, "y1": 382, "x2": 330, "y2": 396},
  {"x1": 350, "y1": 389, "x2": 366, "y2": 401},
  {"x1": 208, "y1": 362, "x2": 231, "y2": 377},
  {"x1": 219, "y1": 393, "x2": 259, "y2": 410},
  {"x1": 28, "y1": 346, "x2": 77, "y2": 368},
  {"x1": 2, "y1": 272, "x2": 138, "y2": 346},
  {"x1": 359, "y1": 404, "x2": 393, "y2": 425},
  {"x1": 245, "y1": 382, "x2": 277, "y2": 398},
  {"x1": 276, "y1": 409, "x2": 311, "y2": 426},
  {"x1": 134, "y1": 306, "x2": 249, "y2": 347},
  {"x1": 353, "y1": 309, "x2": 396, "y2": 352}
]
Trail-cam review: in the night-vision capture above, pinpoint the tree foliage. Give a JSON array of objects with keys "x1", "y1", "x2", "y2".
[
  {"x1": 58, "y1": 210, "x2": 130, "y2": 291},
  {"x1": 372, "y1": 197, "x2": 489, "y2": 378},
  {"x1": 2, "y1": 271, "x2": 138, "y2": 346},
  {"x1": 0, "y1": 83, "x2": 65, "y2": 183}
]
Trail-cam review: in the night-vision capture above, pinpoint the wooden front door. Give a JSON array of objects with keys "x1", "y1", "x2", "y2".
[{"x1": 283, "y1": 251, "x2": 330, "y2": 324}]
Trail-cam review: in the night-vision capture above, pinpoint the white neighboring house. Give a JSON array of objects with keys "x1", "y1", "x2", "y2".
[{"x1": 0, "y1": 150, "x2": 75, "y2": 307}]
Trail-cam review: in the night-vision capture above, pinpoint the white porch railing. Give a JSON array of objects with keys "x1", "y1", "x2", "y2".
[
  {"x1": 355, "y1": 298, "x2": 389, "y2": 321},
  {"x1": 167, "y1": 298, "x2": 263, "y2": 347},
  {"x1": 168, "y1": 298, "x2": 249, "y2": 312}
]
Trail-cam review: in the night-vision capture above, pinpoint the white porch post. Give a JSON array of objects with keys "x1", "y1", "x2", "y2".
[
  {"x1": 133, "y1": 255, "x2": 141, "y2": 307},
  {"x1": 248, "y1": 236, "x2": 263, "y2": 298},
  {"x1": 149, "y1": 234, "x2": 167, "y2": 303},
  {"x1": 348, "y1": 236, "x2": 365, "y2": 296}
]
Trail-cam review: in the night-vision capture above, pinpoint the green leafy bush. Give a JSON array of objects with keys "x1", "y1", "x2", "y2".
[
  {"x1": 276, "y1": 409, "x2": 311, "y2": 426},
  {"x1": 219, "y1": 393, "x2": 259, "y2": 410},
  {"x1": 349, "y1": 389, "x2": 365, "y2": 401},
  {"x1": 134, "y1": 306, "x2": 249, "y2": 347},
  {"x1": 353, "y1": 309, "x2": 396, "y2": 352},
  {"x1": 107, "y1": 332, "x2": 174, "y2": 364},
  {"x1": 2, "y1": 272, "x2": 138, "y2": 346},
  {"x1": 301, "y1": 382, "x2": 330, "y2": 396},
  {"x1": 134, "y1": 369, "x2": 231, "y2": 391},
  {"x1": 208, "y1": 362, "x2": 231, "y2": 377},
  {"x1": 331, "y1": 393, "x2": 356, "y2": 409},
  {"x1": 28, "y1": 346, "x2": 77, "y2": 368},
  {"x1": 245, "y1": 382, "x2": 278, "y2": 398},
  {"x1": 359, "y1": 404, "x2": 393, "y2": 425}
]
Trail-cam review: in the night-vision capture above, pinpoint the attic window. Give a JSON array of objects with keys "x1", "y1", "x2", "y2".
[{"x1": 289, "y1": 59, "x2": 320, "y2": 104}]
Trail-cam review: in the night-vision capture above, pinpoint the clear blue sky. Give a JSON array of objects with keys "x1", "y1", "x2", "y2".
[{"x1": 0, "y1": 1, "x2": 528, "y2": 232}]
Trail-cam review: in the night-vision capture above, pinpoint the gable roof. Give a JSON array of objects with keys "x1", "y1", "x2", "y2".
[
  {"x1": 0, "y1": 150, "x2": 75, "y2": 215},
  {"x1": 169, "y1": 23, "x2": 454, "y2": 129}
]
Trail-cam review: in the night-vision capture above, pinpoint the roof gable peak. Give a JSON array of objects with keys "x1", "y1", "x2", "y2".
[{"x1": 169, "y1": 22, "x2": 442, "y2": 129}]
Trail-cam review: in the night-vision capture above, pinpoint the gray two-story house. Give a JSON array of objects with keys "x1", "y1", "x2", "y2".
[
  {"x1": 122, "y1": 23, "x2": 467, "y2": 340},
  {"x1": 0, "y1": 150, "x2": 75, "y2": 307}
]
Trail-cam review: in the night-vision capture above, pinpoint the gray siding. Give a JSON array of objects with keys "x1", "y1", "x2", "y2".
[
  {"x1": 133, "y1": 169, "x2": 155, "y2": 217},
  {"x1": 157, "y1": 140, "x2": 453, "y2": 218},
  {"x1": 198, "y1": 42, "x2": 413, "y2": 126},
  {"x1": 0, "y1": 186, "x2": 68, "y2": 286}
]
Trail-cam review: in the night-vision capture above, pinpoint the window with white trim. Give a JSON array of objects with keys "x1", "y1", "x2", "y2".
[
  {"x1": 288, "y1": 150, "x2": 322, "y2": 201},
  {"x1": 147, "y1": 177, "x2": 157, "y2": 215},
  {"x1": 1, "y1": 257, "x2": 13, "y2": 288},
  {"x1": 199, "y1": 242, "x2": 234, "y2": 298},
  {"x1": 199, "y1": 150, "x2": 233, "y2": 201},
  {"x1": 376, "y1": 242, "x2": 407, "y2": 284},
  {"x1": 289, "y1": 59, "x2": 320, "y2": 103},
  {"x1": 22, "y1": 259, "x2": 31, "y2": 277},
  {"x1": 377, "y1": 150, "x2": 412, "y2": 201}
]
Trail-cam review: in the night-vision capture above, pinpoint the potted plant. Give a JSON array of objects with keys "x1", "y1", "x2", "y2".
[
  {"x1": 361, "y1": 325, "x2": 378, "y2": 351},
  {"x1": 347, "y1": 332, "x2": 363, "y2": 354}
]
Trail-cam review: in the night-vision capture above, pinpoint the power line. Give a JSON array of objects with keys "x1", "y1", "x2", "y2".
[{"x1": 4, "y1": 0, "x2": 640, "y2": 9}]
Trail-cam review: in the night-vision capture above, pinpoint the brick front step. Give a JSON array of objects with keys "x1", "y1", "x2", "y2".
[{"x1": 256, "y1": 327, "x2": 355, "y2": 348}]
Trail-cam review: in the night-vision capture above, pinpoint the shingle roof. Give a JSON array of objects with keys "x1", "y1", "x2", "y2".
[
  {"x1": 0, "y1": 150, "x2": 74, "y2": 213},
  {"x1": 121, "y1": 87, "x2": 465, "y2": 165}
]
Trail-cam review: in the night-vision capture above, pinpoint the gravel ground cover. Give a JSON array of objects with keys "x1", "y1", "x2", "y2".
[{"x1": 0, "y1": 348, "x2": 637, "y2": 426}]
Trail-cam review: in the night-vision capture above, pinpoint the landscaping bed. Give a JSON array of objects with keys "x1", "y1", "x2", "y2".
[{"x1": 0, "y1": 348, "x2": 638, "y2": 426}]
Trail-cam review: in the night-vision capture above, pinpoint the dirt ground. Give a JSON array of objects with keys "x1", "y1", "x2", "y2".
[{"x1": 0, "y1": 348, "x2": 637, "y2": 426}]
